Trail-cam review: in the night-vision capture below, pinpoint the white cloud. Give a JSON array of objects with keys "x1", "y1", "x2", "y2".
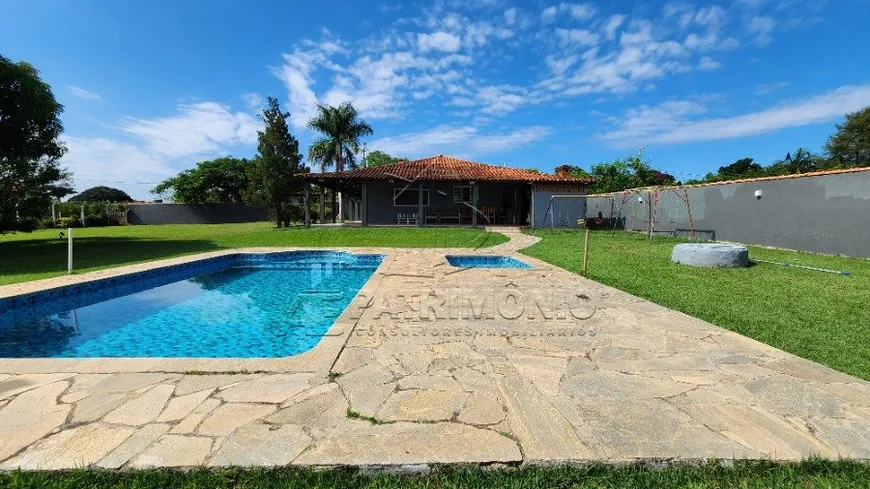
[
  {"x1": 274, "y1": 49, "x2": 324, "y2": 127},
  {"x1": 746, "y1": 15, "x2": 776, "y2": 45},
  {"x1": 67, "y1": 86, "x2": 104, "y2": 102},
  {"x1": 538, "y1": 21, "x2": 691, "y2": 97},
  {"x1": 119, "y1": 102, "x2": 259, "y2": 158},
  {"x1": 545, "y1": 54, "x2": 578, "y2": 75},
  {"x1": 560, "y1": 3, "x2": 596, "y2": 21},
  {"x1": 62, "y1": 136, "x2": 176, "y2": 197},
  {"x1": 603, "y1": 14, "x2": 626, "y2": 40},
  {"x1": 504, "y1": 7, "x2": 517, "y2": 25},
  {"x1": 320, "y1": 52, "x2": 470, "y2": 120},
  {"x1": 698, "y1": 56, "x2": 723, "y2": 71},
  {"x1": 556, "y1": 28, "x2": 600, "y2": 47},
  {"x1": 691, "y1": 6, "x2": 728, "y2": 29},
  {"x1": 369, "y1": 125, "x2": 551, "y2": 157},
  {"x1": 61, "y1": 100, "x2": 263, "y2": 199},
  {"x1": 266, "y1": 0, "x2": 793, "y2": 137},
  {"x1": 540, "y1": 6, "x2": 558, "y2": 22},
  {"x1": 417, "y1": 31, "x2": 462, "y2": 52},
  {"x1": 599, "y1": 84, "x2": 870, "y2": 146},
  {"x1": 242, "y1": 92, "x2": 265, "y2": 112},
  {"x1": 275, "y1": 31, "x2": 474, "y2": 127},
  {"x1": 476, "y1": 86, "x2": 529, "y2": 114},
  {"x1": 754, "y1": 81, "x2": 789, "y2": 94},
  {"x1": 541, "y1": 3, "x2": 596, "y2": 23}
]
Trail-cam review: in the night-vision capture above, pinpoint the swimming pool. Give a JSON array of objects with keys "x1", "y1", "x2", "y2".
[
  {"x1": 0, "y1": 251, "x2": 382, "y2": 358},
  {"x1": 445, "y1": 255, "x2": 532, "y2": 269}
]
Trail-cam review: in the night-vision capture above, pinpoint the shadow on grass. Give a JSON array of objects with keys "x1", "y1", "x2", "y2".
[{"x1": 0, "y1": 237, "x2": 221, "y2": 278}]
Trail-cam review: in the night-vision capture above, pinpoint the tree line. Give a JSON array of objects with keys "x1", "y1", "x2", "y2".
[
  {"x1": 4, "y1": 51, "x2": 870, "y2": 231},
  {"x1": 151, "y1": 100, "x2": 377, "y2": 226},
  {"x1": 558, "y1": 107, "x2": 870, "y2": 194}
]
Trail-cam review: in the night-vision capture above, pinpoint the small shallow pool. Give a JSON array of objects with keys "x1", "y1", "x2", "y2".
[
  {"x1": 446, "y1": 255, "x2": 532, "y2": 269},
  {"x1": 0, "y1": 251, "x2": 382, "y2": 358}
]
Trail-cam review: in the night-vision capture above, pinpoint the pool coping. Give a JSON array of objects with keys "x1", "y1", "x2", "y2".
[{"x1": 0, "y1": 248, "x2": 396, "y2": 375}]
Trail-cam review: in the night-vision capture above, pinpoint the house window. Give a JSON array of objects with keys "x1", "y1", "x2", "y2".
[
  {"x1": 393, "y1": 188, "x2": 430, "y2": 206},
  {"x1": 453, "y1": 185, "x2": 472, "y2": 203}
]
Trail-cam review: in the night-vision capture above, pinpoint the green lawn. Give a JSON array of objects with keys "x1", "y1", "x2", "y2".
[
  {"x1": 522, "y1": 229, "x2": 870, "y2": 381},
  {"x1": 0, "y1": 223, "x2": 507, "y2": 286},
  {"x1": 1, "y1": 460, "x2": 868, "y2": 488}
]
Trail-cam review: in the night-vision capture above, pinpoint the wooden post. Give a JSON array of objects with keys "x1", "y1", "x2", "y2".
[
  {"x1": 684, "y1": 187, "x2": 695, "y2": 240},
  {"x1": 582, "y1": 228, "x2": 590, "y2": 277},
  {"x1": 319, "y1": 185, "x2": 325, "y2": 224},
  {"x1": 471, "y1": 183, "x2": 479, "y2": 228},
  {"x1": 361, "y1": 182, "x2": 368, "y2": 226}
]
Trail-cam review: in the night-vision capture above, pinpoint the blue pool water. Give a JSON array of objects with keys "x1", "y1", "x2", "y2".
[
  {"x1": 0, "y1": 251, "x2": 382, "y2": 358},
  {"x1": 445, "y1": 255, "x2": 532, "y2": 269}
]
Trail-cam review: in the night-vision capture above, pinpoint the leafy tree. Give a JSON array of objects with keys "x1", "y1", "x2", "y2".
[
  {"x1": 1, "y1": 55, "x2": 73, "y2": 232},
  {"x1": 587, "y1": 156, "x2": 676, "y2": 193},
  {"x1": 768, "y1": 148, "x2": 826, "y2": 176},
  {"x1": 554, "y1": 164, "x2": 590, "y2": 177},
  {"x1": 152, "y1": 157, "x2": 251, "y2": 203},
  {"x1": 824, "y1": 106, "x2": 870, "y2": 167},
  {"x1": 522, "y1": 167, "x2": 541, "y2": 174},
  {"x1": 69, "y1": 186, "x2": 133, "y2": 202},
  {"x1": 250, "y1": 97, "x2": 304, "y2": 227},
  {"x1": 717, "y1": 158, "x2": 764, "y2": 179},
  {"x1": 307, "y1": 102, "x2": 373, "y2": 222},
  {"x1": 364, "y1": 150, "x2": 404, "y2": 167}
]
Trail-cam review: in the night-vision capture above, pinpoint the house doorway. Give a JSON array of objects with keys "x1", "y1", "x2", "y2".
[{"x1": 518, "y1": 185, "x2": 531, "y2": 225}]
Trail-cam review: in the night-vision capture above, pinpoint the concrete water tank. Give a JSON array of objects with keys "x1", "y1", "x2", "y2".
[{"x1": 671, "y1": 243, "x2": 749, "y2": 268}]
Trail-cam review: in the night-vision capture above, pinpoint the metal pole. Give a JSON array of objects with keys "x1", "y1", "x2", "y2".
[
  {"x1": 550, "y1": 198, "x2": 554, "y2": 229},
  {"x1": 67, "y1": 227, "x2": 73, "y2": 274},
  {"x1": 582, "y1": 228, "x2": 590, "y2": 276}
]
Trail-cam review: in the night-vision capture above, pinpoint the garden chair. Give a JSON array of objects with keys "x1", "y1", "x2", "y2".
[
  {"x1": 425, "y1": 208, "x2": 439, "y2": 224},
  {"x1": 440, "y1": 209, "x2": 460, "y2": 224}
]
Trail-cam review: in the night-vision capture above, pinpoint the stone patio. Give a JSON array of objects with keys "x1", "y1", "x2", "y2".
[{"x1": 1, "y1": 228, "x2": 868, "y2": 469}]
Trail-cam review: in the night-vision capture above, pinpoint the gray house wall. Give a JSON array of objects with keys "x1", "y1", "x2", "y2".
[
  {"x1": 531, "y1": 184, "x2": 587, "y2": 228},
  {"x1": 586, "y1": 170, "x2": 870, "y2": 258},
  {"x1": 127, "y1": 204, "x2": 269, "y2": 225},
  {"x1": 363, "y1": 181, "x2": 525, "y2": 225}
]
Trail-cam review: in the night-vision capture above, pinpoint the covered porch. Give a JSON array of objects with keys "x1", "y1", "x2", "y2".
[
  {"x1": 298, "y1": 155, "x2": 592, "y2": 228},
  {"x1": 301, "y1": 180, "x2": 529, "y2": 227}
]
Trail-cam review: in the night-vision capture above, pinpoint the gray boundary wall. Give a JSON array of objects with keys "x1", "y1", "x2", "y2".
[
  {"x1": 586, "y1": 169, "x2": 870, "y2": 258},
  {"x1": 531, "y1": 183, "x2": 588, "y2": 228},
  {"x1": 127, "y1": 204, "x2": 269, "y2": 225}
]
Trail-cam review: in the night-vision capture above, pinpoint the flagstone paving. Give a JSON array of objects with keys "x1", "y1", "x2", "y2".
[{"x1": 0, "y1": 228, "x2": 868, "y2": 469}]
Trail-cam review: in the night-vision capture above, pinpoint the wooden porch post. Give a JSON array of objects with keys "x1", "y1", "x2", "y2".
[
  {"x1": 361, "y1": 182, "x2": 368, "y2": 226},
  {"x1": 304, "y1": 184, "x2": 311, "y2": 227},
  {"x1": 530, "y1": 183, "x2": 535, "y2": 228},
  {"x1": 471, "y1": 183, "x2": 479, "y2": 228},
  {"x1": 417, "y1": 183, "x2": 424, "y2": 227},
  {"x1": 319, "y1": 185, "x2": 325, "y2": 224}
]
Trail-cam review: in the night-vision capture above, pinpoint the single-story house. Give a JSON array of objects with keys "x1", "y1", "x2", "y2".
[{"x1": 299, "y1": 155, "x2": 594, "y2": 227}]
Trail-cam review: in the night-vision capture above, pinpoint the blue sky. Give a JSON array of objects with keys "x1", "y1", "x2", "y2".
[{"x1": 2, "y1": 0, "x2": 869, "y2": 199}]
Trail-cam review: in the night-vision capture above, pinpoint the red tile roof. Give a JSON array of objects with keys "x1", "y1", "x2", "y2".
[{"x1": 301, "y1": 155, "x2": 595, "y2": 183}]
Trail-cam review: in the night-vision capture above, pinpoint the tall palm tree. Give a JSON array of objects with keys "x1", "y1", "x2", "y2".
[{"x1": 307, "y1": 102, "x2": 373, "y2": 223}]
